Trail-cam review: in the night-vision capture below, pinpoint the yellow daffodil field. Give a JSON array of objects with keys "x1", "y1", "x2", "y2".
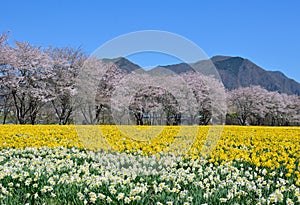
[{"x1": 0, "y1": 125, "x2": 300, "y2": 204}]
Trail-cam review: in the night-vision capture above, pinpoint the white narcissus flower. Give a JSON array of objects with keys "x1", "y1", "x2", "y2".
[
  {"x1": 117, "y1": 193, "x2": 125, "y2": 201},
  {"x1": 286, "y1": 198, "x2": 294, "y2": 205},
  {"x1": 34, "y1": 193, "x2": 38, "y2": 199}
]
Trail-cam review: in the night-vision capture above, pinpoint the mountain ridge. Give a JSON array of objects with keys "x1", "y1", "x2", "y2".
[
  {"x1": 104, "y1": 56, "x2": 300, "y2": 95},
  {"x1": 210, "y1": 55, "x2": 300, "y2": 95}
]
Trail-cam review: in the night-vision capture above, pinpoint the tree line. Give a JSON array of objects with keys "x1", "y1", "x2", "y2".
[{"x1": 0, "y1": 33, "x2": 299, "y2": 126}]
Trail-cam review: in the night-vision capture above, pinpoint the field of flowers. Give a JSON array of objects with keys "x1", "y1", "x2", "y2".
[{"x1": 0, "y1": 125, "x2": 299, "y2": 204}]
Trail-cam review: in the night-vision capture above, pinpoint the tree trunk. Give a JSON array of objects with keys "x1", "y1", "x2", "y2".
[
  {"x1": 3, "y1": 114, "x2": 7, "y2": 124},
  {"x1": 135, "y1": 113, "x2": 143, "y2": 125}
]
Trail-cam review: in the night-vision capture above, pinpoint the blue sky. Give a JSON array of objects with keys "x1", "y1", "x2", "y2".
[{"x1": 1, "y1": 0, "x2": 300, "y2": 82}]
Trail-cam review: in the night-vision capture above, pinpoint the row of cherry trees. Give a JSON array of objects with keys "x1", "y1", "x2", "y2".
[
  {"x1": 227, "y1": 86, "x2": 300, "y2": 126},
  {"x1": 93, "y1": 70, "x2": 300, "y2": 126},
  {"x1": 1, "y1": 33, "x2": 299, "y2": 125},
  {"x1": 74, "y1": 61, "x2": 226, "y2": 126}
]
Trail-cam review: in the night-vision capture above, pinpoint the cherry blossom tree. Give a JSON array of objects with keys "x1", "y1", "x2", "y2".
[
  {"x1": 128, "y1": 85, "x2": 180, "y2": 125},
  {"x1": 94, "y1": 63, "x2": 127, "y2": 124},
  {"x1": 227, "y1": 86, "x2": 269, "y2": 125},
  {"x1": 0, "y1": 41, "x2": 53, "y2": 124},
  {"x1": 0, "y1": 32, "x2": 13, "y2": 124},
  {"x1": 109, "y1": 70, "x2": 174, "y2": 125},
  {"x1": 46, "y1": 47, "x2": 85, "y2": 124},
  {"x1": 74, "y1": 59, "x2": 127, "y2": 124},
  {"x1": 285, "y1": 94, "x2": 300, "y2": 125},
  {"x1": 264, "y1": 92, "x2": 300, "y2": 126},
  {"x1": 181, "y1": 72, "x2": 226, "y2": 125}
]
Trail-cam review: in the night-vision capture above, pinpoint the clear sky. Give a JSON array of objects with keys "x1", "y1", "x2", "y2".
[{"x1": 1, "y1": 0, "x2": 300, "y2": 82}]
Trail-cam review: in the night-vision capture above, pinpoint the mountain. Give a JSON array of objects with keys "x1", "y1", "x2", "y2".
[
  {"x1": 104, "y1": 56, "x2": 300, "y2": 95},
  {"x1": 210, "y1": 56, "x2": 300, "y2": 95},
  {"x1": 157, "y1": 56, "x2": 300, "y2": 95},
  {"x1": 102, "y1": 57, "x2": 141, "y2": 73}
]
